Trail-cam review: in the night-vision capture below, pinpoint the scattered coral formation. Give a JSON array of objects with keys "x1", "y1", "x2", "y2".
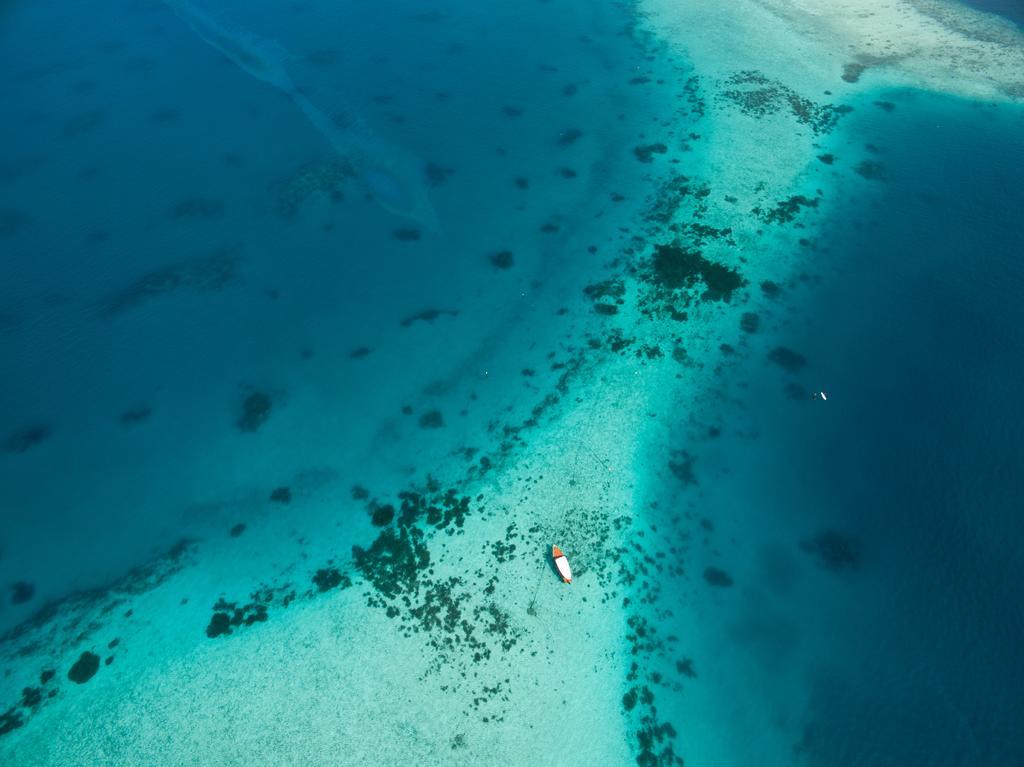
[
  {"x1": 721, "y1": 71, "x2": 852, "y2": 134},
  {"x1": 98, "y1": 249, "x2": 241, "y2": 318},
  {"x1": 236, "y1": 391, "x2": 273, "y2": 433}
]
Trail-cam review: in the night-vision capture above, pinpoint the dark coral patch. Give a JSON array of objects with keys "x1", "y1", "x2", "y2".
[
  {"x1": 393, "y1": 228, "x2": 422, "y2": 241},
  {"x1": 842, "y1": 63, "x2": 866, "y2": 83},
  {"x1": 205, "y1": 612, "x2": 231, "y2": 638},
  {"x1": 633, "y1": 143, "x2": 668, "y2": 163},
  {"x1": 205, "y1": 597, "x2": 270, "y2": 639},
  {"x1": 650, "y1": 242, "x2": 744, "y2": 300},
  {"x1": 676, "y1": 658, "x2": 696, "y2": 677},
  {"x1": 119, "y1": 407, "x2": 151, "y2": 425},
  {"x1": 668, "y1": 450, "x2": 697, "y2": 486},
  {"x1": 0, "y1": 708, "x2": 24, "y2": 737},
  {"x1": 703, "y1": 567, "x2": 734, "y2": 587},
  {"x1": 753, "y1": 194, "x2": 820, "y2": 224},
  {"x1": 721, "y1": 71, "x2": 850, "y2": 134},
  {"x1": 67, "y1": 651, "x2": 100, "y2": 684},
  {"x1": 489, "y1": 250, "x2": 514, "y2": 270},
  {"x1": 269, "y1": 486, "x2": 292, "y2": 504},
  {"x1": 425, "y1": 163, "x2": 454, "y2": 186},
  {"x1": 20, "y1": 687, "x2": 42, "y2": 708},
  {"x1": 313, "y1": 568, "x2": 351, "y2": 592},
  {"x1": 349, "y1": 346, "x2": 372, "y2": 359},
  {"x1": 800, "y1": 529, "x2": 861, "y2": 571},
  {"x1": 353, "y1": 527, "x2": 430, "y2": 600},
  {"x1": 371, "y1": 503, "x2": 396, "y2": 527},
  {"x1": 557, "y1": 128, "x2": 582, "y2": 147},
  {"x1": 419, "y1": 410, "x2": 444, "y2": 429},
  {"x1": 98, "y1": 249, "x2": 240, "y2": 318},
  {"x1": 785, "y1": 382, "x2": 808, "y2": 400},
  {"x1": 237, "y1": 391, "x2": 272, "y2": 433},
  {"x1": 623, "y1": 688, "x2": 638, "y2": 711},
  {"x1": 229, "y1": 523, "x2": 246, "y2": 538},
  {"x1": 3, "y1": 425, "x2": 50, "y2": 454},
  {"x1": 11, "y1": 581, "x2": 34, "y2": 605},
  {"x1": 400, "y1": 308, "x2": 459, "y2": 327},
  {"x1": 740, "y1": 312, "x2": 760, "y2": 333},
  {"x1": 768, "y1": 346, "x2": 807, "y2": 373},
  {"x1": 854, "y1": 160, "x2": 886, "y2": 181}
]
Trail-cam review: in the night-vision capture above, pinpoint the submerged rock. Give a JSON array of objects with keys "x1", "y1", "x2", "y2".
[
  {"x1": 489, "y1": 251, "x2": 514, "y2": 270},
  {"x1": 425, "y1": 162, "x2": 454, "y2": 186},
  {"x1": 312, "y1": 568, "x2": 351, "y2": 592},
  {"x1": 393, "y1": 228, "x2": 421, "y2": 241},
  {"x1": 842, "y1": 62, "x2": 867, "y2": 83},
  {"x1": 800, "y1": 529, "x2": 861, "y2": 571},
  {"x1": 269, "y1": 486, "x2": 292, "y2": 504},
  {"x1": 0, "y1": 708, "x2": 24, "y2": 737},
  {"x1": 11, "y1": 581, "x2": 34, "y2": 605},
  {"x1": 3, "y1": 425, "x2": 49, "y2": 454},
  {"x1": 854, "y1": 160, "x2": 887, "y2": 181},
  {"x1": 400, "y1": 308, "x2": 458, "y2": 327},
  {"x1": 237, "y1": 391, "x2": 272, "y2": 433},
  {"x1": 205, "y1": 612, "x2": 231, "y2": 638},
  {"x1": 633, "y1": 143, "x2": 668, "y2": 163},
  {"x1": 20, "y1": 687, "x2": 42, "y2": 707},
  {"x1": 768, "y1": 346, "x2": 807, "y2": 373},
  {"x1": 67, "y1": 651, "x2": 100, "y2": 684},
  {"x1": 703, "y1": 566, "x2": 734, "y2": 587},
  {"x1": 419, "y1": 410, "x2": 444, "y2": 429},
  {"x1": 557, "y1": 128, "x2": 582, "y2": 146},
  {"x1": 119, "y1": 407, "x2": 152, "y2": 425},
  {"x1": 371, "y1": 504, "x2": 395, "y2": 527}
]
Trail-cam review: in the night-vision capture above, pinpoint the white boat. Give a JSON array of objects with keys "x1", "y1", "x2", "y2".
[{"x1": 552, "y1": 545, "x2": 573, "y2": 584}]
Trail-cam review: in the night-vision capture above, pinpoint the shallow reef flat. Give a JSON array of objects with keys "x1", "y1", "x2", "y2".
[
  {"x1": 643, "y1": 0, "x2": 1024, "y2": 103},
  {"x1": 0, "y1": 348, "x2": 667, "y2": 766}
]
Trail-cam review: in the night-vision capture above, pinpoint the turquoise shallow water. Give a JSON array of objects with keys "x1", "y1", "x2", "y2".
[{"x1": 2, "y1": 0, "x2": 1024, "y2": 764}]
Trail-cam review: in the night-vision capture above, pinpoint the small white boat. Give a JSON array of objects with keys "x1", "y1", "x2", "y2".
[
  {"x1": 552, "y1": 545, "x2": 573, "y2": 584},
  {"x1": 820, "y1": 391, "x2": 828, "y2": 401}
]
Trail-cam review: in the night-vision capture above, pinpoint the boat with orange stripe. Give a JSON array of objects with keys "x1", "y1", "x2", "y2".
[{"x1": 552, "y1": 545, "x2": 573, "y2": 584}]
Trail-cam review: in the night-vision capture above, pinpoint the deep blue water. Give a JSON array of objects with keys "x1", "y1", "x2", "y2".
[
  {"x1": 965, "y1": 0, "x2": 1024, "y2": 25},
  {"x1": 697, "y1": 92, "x2": 1024, "y2": 764}
]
